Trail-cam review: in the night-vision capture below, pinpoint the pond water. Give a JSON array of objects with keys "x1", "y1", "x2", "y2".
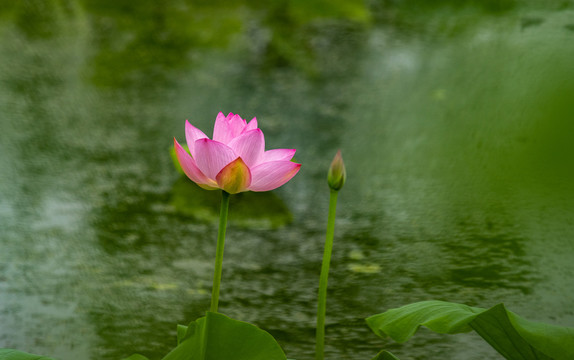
[{"x1": 1, "y1": 1, "x2": 574, "y2": 359}]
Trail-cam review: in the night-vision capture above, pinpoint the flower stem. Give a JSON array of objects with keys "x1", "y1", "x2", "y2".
[
  {"x1": 210, "y1": 190, "x2": 230, "y2": 313},
  {"x1": 315, "y1": 189, "x2": 339, "y2": 360}
]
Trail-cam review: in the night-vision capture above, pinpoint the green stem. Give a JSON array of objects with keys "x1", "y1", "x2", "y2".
[
  {"x1": 210, "y1": 190, "x2": 230, "y2": 313},
  {"x1": 315, "y1": 189, "x2": 339, "y2": 360}
]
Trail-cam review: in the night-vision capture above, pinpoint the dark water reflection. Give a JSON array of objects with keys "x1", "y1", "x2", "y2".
[{"x1": 1, "y1": 1, "x2": 574, "y2": 359}]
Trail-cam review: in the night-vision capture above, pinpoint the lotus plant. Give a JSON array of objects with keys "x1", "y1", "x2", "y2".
[
  {"x1": 316, "y1": 150, "x2": 346, "y2": 360},
  {"x1": 174, "y1": 112, "x2": 301, "y2": 313}
]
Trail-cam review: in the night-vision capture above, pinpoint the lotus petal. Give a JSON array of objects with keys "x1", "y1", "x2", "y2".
[
  {"x1": 243, "y1": 117, "x2": 258, "y2": 132},
  {"x1": 216, "y1": 157, "x2": 252, "y2": 194},
  {"x1": 174, "y1": 138, "x2": 217, "y2": 189},
  {"x1": 261, "y1": 149, "x2": 296, "y2": 163},
  {"x1": 185, "y1": 120, "x2": 208, "y2": 158},
  {"x1": 213, "y1": 112, "x2": 247, "y2": 144},
  {"x1": 194, "y1": 139, "x2": 238, "y2": 180},
  {"x1": 227, "y1": 129, "x2": 265, "y2": 167},
  {"x1": 249, "y1": 161, "x2": 301, "y2": 192}
]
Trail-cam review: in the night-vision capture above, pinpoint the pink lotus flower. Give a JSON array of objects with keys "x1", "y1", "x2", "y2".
[{"x1": 174, "y1": 112, "x2": 301, "y2": 194}]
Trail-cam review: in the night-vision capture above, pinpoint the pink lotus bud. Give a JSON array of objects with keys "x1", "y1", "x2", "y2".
[{"x1": 327, "y1": 150, "x2": 346, "y2": 191}]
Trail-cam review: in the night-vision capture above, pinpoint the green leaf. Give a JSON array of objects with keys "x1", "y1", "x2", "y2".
[
  {"x1": 366, "y1": 301, "x2": 574, "y2": 360},
  {"x1": 162, "y1": 312, "x2": 287, "y2": 360},
  {"x1": 371, "y1": 350, "x2": 401, "y2": 360},
  {"x1": 366, "y1": 301, "x2": 485, "y2": 342},
  {"x1": 177, "y1": 324, "x2": 189, "y2": 345},
  {"x1": 470, "y1": 304, "x2": 562, "y2": 360},
  {"x1": 122, "y1": 355, "x2": 150, "y2": 360},
  {"x1": 0, "y1": 349, "x2": 58, "y2": 360}
]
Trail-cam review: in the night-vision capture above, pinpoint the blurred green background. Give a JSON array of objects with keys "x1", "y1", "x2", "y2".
[{"x1": 1, "y1": 0, "x2": 574, "y2": 359}]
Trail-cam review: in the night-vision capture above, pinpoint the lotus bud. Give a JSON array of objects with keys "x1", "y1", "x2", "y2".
[{"x1": 327, "y1": 150, "x2": 346, "y2": 191}]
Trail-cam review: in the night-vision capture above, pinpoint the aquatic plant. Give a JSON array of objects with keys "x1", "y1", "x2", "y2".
[
  {"x1": 2, "y1": 116, "x2": 573, "y2": 360},
  {"x1": 315, "y1": 150, "x2": 345, "y2": 360}
]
